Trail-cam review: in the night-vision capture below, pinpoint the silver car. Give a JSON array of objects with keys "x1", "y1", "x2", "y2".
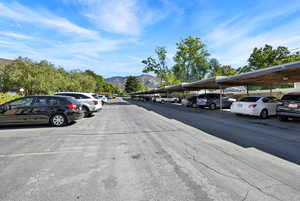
[{"x1": 54, "y1": 92, "x2": 102, "y2": 117}]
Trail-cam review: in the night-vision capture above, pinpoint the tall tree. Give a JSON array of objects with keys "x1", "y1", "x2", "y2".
[
  {"x1": 208, "y1": 58, "x2": 221, "y2": 77},
  {"x1": 173, "y1": 36, "x2": 210, "y2": 81},
  {"x1": 142, "y1": 47, "x2": 169, "y2": 81},
  {"x1": 248, "y1": 44, "x2": 300, "y2": 70},
  {"x1": 125, "y1": 76, "x2": 140, "y2": 93}
]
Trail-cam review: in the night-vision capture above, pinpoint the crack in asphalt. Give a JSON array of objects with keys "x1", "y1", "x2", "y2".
[{"x1": 184, "y1": 149, "x2": 285, "y2": 201}]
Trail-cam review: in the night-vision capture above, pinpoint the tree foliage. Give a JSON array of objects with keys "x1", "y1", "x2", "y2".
[
  {"x1": 248, "y1": 44, "x2": 300, "y2": 70},
  {"x1": 124, "y1": 76, "x2": 144, "y2": 93},
  {"x1": 142, "y1": 47, "x2": 169, "y2": 80},
  {"x1": 173, "y1": 36, "x2": 210, "y2": 81},
  {"x1": 0, "y1": 57, "x2": 120, "y2": 95}
]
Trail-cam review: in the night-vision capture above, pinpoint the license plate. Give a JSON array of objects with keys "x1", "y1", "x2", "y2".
[{"x1": 288, "y1": 104, "x2": 298, "y2": 108}]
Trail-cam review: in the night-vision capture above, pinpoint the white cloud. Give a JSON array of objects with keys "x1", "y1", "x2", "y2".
[
  {"x1": 0, "y1": 2, "x2": 98, "y2": 39},
  {"x1": 72, "y1": 0, "x2": 167, "y2": 35},
  {"x1": 0, "y1": 31, "x2": 33, "y2": 39}
]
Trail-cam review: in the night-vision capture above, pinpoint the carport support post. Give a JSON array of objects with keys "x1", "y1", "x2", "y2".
[
  {"x1": 219, "y1": 86, "x2": 223, "y2": 111},
  {"x1": 269, "y1": 84, "x2": 273, "y2": 96},
  {"x1": 246, "y1": 84, "x2": 249, "y2": 95}
]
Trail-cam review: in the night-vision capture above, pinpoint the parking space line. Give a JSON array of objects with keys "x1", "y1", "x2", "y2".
[{"x1": 0, "y1": 150, "x2": 82, "y2": 158}]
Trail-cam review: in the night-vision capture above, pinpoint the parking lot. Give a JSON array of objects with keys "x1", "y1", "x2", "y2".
[{"x1": 0, "y1": 98, "x2": 300, "y2": 201}]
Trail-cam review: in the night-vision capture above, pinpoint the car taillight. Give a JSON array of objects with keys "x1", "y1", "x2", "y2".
[
  {"x1": 93, "y1": 100, "x2": 98, "y2": 105},
  {"x1": 248, "y1": 104, "x2": 257, "y2": 109},
  {"x1": 67, "y1": 104, "x2": 77, "y2": 110}
]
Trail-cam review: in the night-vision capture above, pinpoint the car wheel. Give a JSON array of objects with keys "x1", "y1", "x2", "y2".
[
  {"x1": 260, "y1": 109, "x2": 268, "y2": 119},
  {"x1": 82, "y1": 106, "x2": 89, "y2": 118},
  {"x1": 50, "y1": 114, "x2": 67, "y2": 127},
  {"x1": 278, "y1": 115, "x2": 288, "y2": 121},
  {"x1": 161, "y1": 100, "x2": 166, "y2": 104},
  {"x1": 209, "y1": 103, "x2": 216, "y2": 110},
  {"x1": 192, "y1": 103, "x2": 197, "y2": 108}
]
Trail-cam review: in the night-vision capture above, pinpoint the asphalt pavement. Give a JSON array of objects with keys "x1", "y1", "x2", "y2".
[{"x1": 0, "y1": 98, "x2": 299, "y2": 201}]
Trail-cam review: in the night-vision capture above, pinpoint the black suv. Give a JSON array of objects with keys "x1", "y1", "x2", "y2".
[
  {"x1": 277, "y1": 93, "x2": 300, "y2": 121},
  {"x1": 0, "y1": 96, "x2": 83, "y2": 126}
]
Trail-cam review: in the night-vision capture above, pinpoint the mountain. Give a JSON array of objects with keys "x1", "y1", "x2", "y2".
[
  {"x1": 0, "y1": 58, "x2": 13, "y2": 66},
  {"x1": 105, "y1": 74, "x2": 161, "y2": 89}
]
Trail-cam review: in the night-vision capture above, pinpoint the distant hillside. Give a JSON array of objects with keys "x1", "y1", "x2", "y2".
[
  {"x1": 105, "y1": 74, "x2": 161, "y2": 89},
  {"x1": 0, "y1": 58, "x2": 13, "y2": 66}
]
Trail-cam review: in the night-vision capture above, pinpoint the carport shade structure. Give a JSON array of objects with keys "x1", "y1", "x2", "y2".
[{"x1": 217, "y1": 61, "x2": 300, "y2": 86}]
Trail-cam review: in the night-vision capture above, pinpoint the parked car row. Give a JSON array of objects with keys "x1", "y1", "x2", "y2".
[
  {"x1": 0, "y1": 92, "x2": 106, "y2": 127},
  {"x1": 182, "y1": 93, "x2": 236, "y2": 109},
  {"x1": 133, "y1": 92, "x2": 300, "y2": 121}
]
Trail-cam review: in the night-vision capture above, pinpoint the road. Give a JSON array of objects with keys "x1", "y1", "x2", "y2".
[{"x1": 0, "y1": 98, "x2": 300, "y2": 201}]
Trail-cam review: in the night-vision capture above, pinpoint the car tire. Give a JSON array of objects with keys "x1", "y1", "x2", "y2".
[
  {"x1": 82, "y1": 106, "x2": 89, "y2": 118},
  {"x1": 192, "y1": 103, "x2": 197, "y2": 108},
  {"x1": 50, "y1": 114, "x2": 67, "y2": 127},
  {"x1": 278, "y1": 115, "x2": 288, "y2": 121},
  {"x1": 260, "y1": 109, "x2": 268, "y2": 119},
  {"x1": 161, "y1": 100, "x2": 166, "y2": 104},
  {"x1": 209, "y1": 103, "x2": 216, "y2": 110}
]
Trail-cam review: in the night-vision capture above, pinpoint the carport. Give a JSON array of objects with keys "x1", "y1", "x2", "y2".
[
  {"x1": 218, "y1": 61, "x2": 300, "y2": 93},
  {"x1": 130, "y1": 60, "x2": 300, "y2": 110}
]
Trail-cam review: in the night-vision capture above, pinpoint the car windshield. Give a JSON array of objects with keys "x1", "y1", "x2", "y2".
[
  {"x1": 239, "y1": 97, "x2": 260, "y2": 102},
  {"x1": 281, "y1": 95, "x2": 300, "y2": 101}
]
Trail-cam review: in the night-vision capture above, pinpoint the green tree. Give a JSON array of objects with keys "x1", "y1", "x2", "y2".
[
  {"x1": 173, "y1": 36, "x2": 210, "y2": 81},
  {"x1": 208, "y1": 58, "x2": 222, "y2": 77},
  {"x1": 125, "y1": 76, "x2": 140, "y2": 93},
  {"x1": 248, "y1": 44, "x2": 300, "y2": 70},
  {"x1": 208, "y1": 59, "x2": 237, "y2": 77},
  {"x1": 160, "y1": 73, "x2": 181, "y2": 86},
  {"x1": 142, "y1": 47, "x2": 169, "y2": 82}
]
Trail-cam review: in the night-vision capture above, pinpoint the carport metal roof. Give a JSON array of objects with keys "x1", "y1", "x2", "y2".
[
  {"x1": 218, "y1": 61, "x2": 300, "y2": 86},
  {"x1": 183, "y1": 76, "x2": 234, "y2": 90}
]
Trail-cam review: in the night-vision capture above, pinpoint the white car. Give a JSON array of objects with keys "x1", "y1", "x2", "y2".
[
  {"x1": 230, "y1": 96, "x2": 280, "y2": 119},
  {"x1": 98, "y1": 95, "x2": 108, "y2": 103},
  {"x1": 155, "y1": 96, "x2": 179, "y2": 103}
]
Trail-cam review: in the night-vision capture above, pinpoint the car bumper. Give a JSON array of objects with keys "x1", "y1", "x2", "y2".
[
  {"x1": 66, "y1": 111, "x2": 84, "y2": 122},
  {"x1": 277, "y1": 111, "x2": 300, "y2": 118},
  {"x1": 231, "y1": 108, "x2": 260, "y2": 116}
]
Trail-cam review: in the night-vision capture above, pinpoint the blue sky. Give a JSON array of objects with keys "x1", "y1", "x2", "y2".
[{"x1": 0, "y1": 0, "x2": 300, "y2": 78}]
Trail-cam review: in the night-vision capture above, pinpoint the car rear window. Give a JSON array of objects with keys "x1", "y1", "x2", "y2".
[
  {"x1": 239, "y1": 97, "x2": 260, "y2": 102},
  {"x1": 59, "y1": 97, "x2": 80, "y2": 105},
  {"x1": 281, "y1": 95, "x2": 300, "y2": 101}
]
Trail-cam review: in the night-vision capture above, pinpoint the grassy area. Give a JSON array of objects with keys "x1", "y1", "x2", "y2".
[{"x1": 0, "y1": 93, "x2": 22, "y2": 104}]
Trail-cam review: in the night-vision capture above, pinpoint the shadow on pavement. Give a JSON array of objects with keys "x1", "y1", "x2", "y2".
[
  {"x1": 129, "y1": 99, "x2": 300, "y2": 165},
  {"x1": 0, "y1": 121, "x2": 77, "y2": 130}
]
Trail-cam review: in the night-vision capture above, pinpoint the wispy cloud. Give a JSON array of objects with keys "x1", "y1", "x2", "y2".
[
  {"x1": 0, "y1": 1, "x2": 98, "y2": 39},
  {"x1": 206, "y1": 2, "x2": 300, "y2": 67},
  {"x1": 0, "y1": 31, "x2": 33, "y2": 39},
  {"x1": 0, "y1": 1, "x2": 129, "y2": 72},
  {"x1": 70, "y1": 0, "x2": 168, "y2": 35}
]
